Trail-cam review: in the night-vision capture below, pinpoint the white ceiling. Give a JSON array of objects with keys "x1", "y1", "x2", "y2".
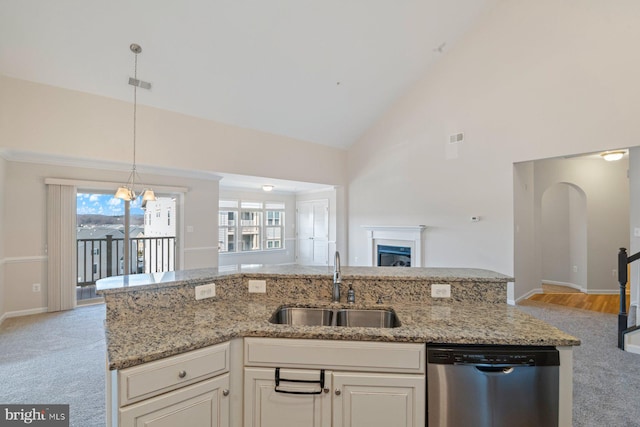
[{"x1": 0, "y1": 0, "x2": 496, "y2": 150}]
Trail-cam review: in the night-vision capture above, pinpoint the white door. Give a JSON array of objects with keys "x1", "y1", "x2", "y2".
[
  {"x1": 119, "y1": 374, "x2": 230, "y2": 427},
  {"x1": 244, "y1": 367, "x2": 331, "y2": 427},
  {"x1": 332, "y1": 372, "x2": 425, "y2": 427},
  {"x1": 296, "y1": 199, "x2": 329, "y2": 265}
]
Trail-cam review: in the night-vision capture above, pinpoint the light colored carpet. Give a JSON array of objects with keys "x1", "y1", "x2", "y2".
[
  {"x1": 0, "y1": 304, "x2": 106, "y2": 427},
  {"x1": 1, "y1": 302, "x2": 640, "y2": 426},
  {"x1": 519, "y1": 301, "x2": 640, "y2": 426}
]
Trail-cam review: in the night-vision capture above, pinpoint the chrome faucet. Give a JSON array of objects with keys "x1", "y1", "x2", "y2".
[{"x1": 332, "y1": 251, "x2": 342, "y2": 302}]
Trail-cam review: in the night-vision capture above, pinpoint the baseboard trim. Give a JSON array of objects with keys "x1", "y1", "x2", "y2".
[
  {"x1": 542, "y1": 280, "x2": 585, "y2": 292},
  {"x1": 0, "y1": 307, "x2": 48, "y2": 324},
  {"x1": 515, "y1": 288, "x2": 544, "y2": 304}
]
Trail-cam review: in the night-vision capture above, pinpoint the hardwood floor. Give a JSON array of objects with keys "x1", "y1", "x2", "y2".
[{"x1": 522, "y1": 284, "x2": 629, "y2": 314}]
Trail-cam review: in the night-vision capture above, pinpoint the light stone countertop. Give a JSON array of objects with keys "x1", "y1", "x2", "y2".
[
  {"x1": 96, "y1": 265, "x2": 514, "y2": 293},
  {"x1": 103, "y1": 298, "x2": 580, "y2": 370},
  {"x1": 98, "y1": 265, "x2": 579, "y2": 371}
]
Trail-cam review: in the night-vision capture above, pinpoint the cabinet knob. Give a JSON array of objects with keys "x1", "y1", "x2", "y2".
[
  {"x1": 335, "y1": 389, "x2": 341, "y2": 396},
  {"x1": 178, "y1": 370, "x2": 187, "y2": 379},
  {"x1": 323, "y1": 388, "x2": 330, "y2": 394},
  {"x1": 222, "y1": 389, "x2": 230, "y2": 397}
]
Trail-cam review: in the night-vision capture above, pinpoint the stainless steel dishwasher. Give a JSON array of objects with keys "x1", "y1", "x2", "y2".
[{"x1": 427, "y1": 345, "x2": 560, "y2": 427}]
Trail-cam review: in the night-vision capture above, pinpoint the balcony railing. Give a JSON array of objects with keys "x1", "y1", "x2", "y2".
[{"x1": 77, "y1": 234, "x2": 176, "y2": 286}]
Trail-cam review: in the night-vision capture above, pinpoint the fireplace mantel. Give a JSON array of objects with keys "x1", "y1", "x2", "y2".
[{"x1": 362, "y1": 225, "x2": 427, "y2": 267}]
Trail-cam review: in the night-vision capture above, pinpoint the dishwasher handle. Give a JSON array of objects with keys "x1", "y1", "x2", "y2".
[{"x1": 474, "y1": 366, "x2": 515, "y2": 375}]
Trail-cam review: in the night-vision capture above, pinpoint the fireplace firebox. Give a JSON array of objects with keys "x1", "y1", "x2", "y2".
[{"x1": 377, "y1": 245, "x2": 411, "y2": 267}]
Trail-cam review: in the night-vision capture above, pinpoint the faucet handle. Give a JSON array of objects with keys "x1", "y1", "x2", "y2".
[{"x1": 376, "y1": 294, "x2": 391, "y2": 305}]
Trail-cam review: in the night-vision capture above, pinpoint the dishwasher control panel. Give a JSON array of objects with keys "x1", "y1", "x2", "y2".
[{"x1": 427, "y1": 345, "x2": 560, "y2": 367}]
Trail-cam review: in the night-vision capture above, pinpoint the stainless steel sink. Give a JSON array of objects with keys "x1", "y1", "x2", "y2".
[
  {"x1": 335, "y1": 309, "x2": 400, "y2": 328},
  {"x1": 269, "y1": 307, "x2": 334, "y2": 326},
  {"x1": 270, "y1": 307, "x2": 400, "y2": 328}
]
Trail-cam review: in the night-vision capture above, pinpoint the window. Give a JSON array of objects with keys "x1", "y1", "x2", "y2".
[{"x1": 219, "y1": 200, "x2": 285, "y2": 253}]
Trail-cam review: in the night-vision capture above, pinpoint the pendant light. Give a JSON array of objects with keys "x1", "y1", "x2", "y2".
[{"x1": 115, "y1": 43, "x2": 156, "y2": 205}]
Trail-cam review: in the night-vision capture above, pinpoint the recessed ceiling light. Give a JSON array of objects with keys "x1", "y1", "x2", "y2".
[{"x1": 262, "y1": 185, "x2": 274, "y2": 192}]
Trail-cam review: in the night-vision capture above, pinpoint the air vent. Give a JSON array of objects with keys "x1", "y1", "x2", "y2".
[{"x1": 449, "y1": 133, "x2": 464, "y2": 144}]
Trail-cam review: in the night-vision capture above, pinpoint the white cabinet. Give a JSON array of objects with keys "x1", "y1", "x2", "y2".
[
  {"x1": 120, "y1": 374, "x2": 229, "y2": 427},
  {"x1": 332, "y1": 372, "x2": 424, "y2": 427},
  {"x1": 109, "y1": 342, "x2": 231, "y2": 427},
  {"x1": 244, "y1": 368, "x2": 330, "y2": 427},
  {"x1": 243, "y1": 338, "x2": 425, "y2": 427}
]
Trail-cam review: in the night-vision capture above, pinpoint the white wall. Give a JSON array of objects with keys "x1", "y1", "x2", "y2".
[
  {"x1": 540, "y1": 183, "x2": 587, "y2": 290},
  {"x1": 541, "y1": 184, "x2": 572, "y2": 284},
  {"x1": 347, "y1": 0, "x2": 640, "y2": 294},
  {"x1": 1, "y1": 159, "x2": 219, "y2": 316}
]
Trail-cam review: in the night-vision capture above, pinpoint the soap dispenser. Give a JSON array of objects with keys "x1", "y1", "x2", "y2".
[{"x1": 347, "y1": 284, "x2": 355, "y2": 304}]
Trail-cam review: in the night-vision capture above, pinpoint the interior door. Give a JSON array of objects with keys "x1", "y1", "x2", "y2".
[{"x1": 296, "y1": 199, "x2": 329, "y2": 265}]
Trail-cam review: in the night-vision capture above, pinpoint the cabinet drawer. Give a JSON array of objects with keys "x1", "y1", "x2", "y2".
[
  {"x1": 245, "y1": 338, "x2": 425, "y2": 373},
  {"x1": 119, "y1": 342, "x2": 229, "y2": 406}
]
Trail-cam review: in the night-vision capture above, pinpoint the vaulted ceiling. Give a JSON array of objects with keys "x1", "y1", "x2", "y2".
[{"x1": 0, "y1": 0, "x2": 496, "y2": 150}]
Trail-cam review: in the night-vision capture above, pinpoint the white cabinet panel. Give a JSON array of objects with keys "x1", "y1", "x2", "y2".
[
  {"x1": 332, "y1": 372, "x2": 425, "y2": 427},
  {"x1": 244, "y1": 368, "x2": 331, "y2": 427},
  {"x1": 120, "y1": 374, "x2": 229, "y2": 427}
]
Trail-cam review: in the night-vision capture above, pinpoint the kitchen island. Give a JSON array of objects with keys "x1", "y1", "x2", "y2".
[{"x1": 98, "y1": 265, "x2": 579, "y2": 427}]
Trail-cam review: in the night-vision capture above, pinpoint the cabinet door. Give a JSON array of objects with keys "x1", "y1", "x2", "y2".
[
  {"x1": 332, "y1": 372, "x2": 425, "y2": 427},
  {"x1": 244, "y1": 367, "x2": 331, "y2": 427},
  {"x1": 120, "y1": 374, "x2": 230, "y2": 427}
]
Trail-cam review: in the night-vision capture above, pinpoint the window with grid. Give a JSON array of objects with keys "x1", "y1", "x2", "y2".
[{"x1": 219, "y1": 200, "x2": 285, "y2": 252}]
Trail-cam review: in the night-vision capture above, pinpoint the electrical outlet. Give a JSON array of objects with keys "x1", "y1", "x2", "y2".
[
  {"x1": 32, "y1": 283, "x2": 41, "y2": 292},
  {"x1": 572, "y1": 266, "x2": 578, "y2": 273},
  {"x1": 248, "y1": 280, "x2": 267, "y2": 293},
  {"x1": 431, "y1": 284, "x2": 451, "y2": 298},
  {"x1": 613, "y1": 269, "x2": 618, "y2": 277},
  {"x1": 195, "y1": 283, "x2": 216, "y2": 300}
]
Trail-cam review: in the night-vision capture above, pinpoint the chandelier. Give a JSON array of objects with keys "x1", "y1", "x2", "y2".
[{"x1": 115, "y1": 43, "x2": 156, "y2": 205}]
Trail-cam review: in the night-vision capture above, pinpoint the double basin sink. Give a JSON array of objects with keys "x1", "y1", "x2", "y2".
[{"x1": 270, "y1": 306, "x2": 400, "y2": 328}]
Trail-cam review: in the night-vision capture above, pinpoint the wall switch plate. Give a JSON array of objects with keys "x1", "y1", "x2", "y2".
[
  {"x1": 32, "y1": 283, "x2": 41, "y2": 292},
  {"x1": 248, "y1": 280, "x2": 267, "y2": 293},
  {"x1": 431, "y1": 284, "x2": 451, "y2": 298},
  {"x1": 195, "y1": 283, "x2": 216, "y2": 300}
]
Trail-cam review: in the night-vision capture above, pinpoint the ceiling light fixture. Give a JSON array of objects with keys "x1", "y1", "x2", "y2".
[
  {"x1": 600, "y1": 151, "x2": 625, "y2": 161},
  {"x1": 115, "y1": 43, "x2": 156, "y2": 206},
  {"x1": 262, "y1": 185, "x2": 274, "y2": 192}
]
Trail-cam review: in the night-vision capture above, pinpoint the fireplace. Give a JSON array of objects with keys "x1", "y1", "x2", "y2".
[
  {"x1": 377, "y1": 245, "x2": 411, "y2": 267},
  {"x1": 363, "y1": 225, "x2": 426, "y2": 267}
]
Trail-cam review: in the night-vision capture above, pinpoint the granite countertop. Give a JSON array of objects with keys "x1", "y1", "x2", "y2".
[
  {"x1": 99, "y1": 265, "x2": 578, "y2": 371},
  {"x1": 97, "y1": 265, "x2": 514, "y2": 294},
  {"x1": 104, "y1": 298, "x2": 580, "y2": 371}
]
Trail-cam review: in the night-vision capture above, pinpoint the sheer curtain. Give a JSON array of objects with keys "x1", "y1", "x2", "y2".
[{"x1": 47, "y1": 183, "x2": 77, "y2": 311}]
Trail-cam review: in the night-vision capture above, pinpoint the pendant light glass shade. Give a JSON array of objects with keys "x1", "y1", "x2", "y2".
[{"x1": 115, "y1": 43, "x2": 156, "y2": 206}]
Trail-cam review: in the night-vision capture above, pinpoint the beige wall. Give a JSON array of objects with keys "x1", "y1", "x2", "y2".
[
  {"x1": 347, "y1": 0, "x2": 640, "y2": 297},
  {"x1": 1, "y1": 160, "x2": 219, "y2": 316},
  {"x1": 0, "y1": 74, "x2": 347, "y2": 319},
  {"x1": 0, "y1": 75, "x2": 347, "y2": 186},
  {"x1": 0, "y1": 156, "x2": 5, "y2": 320}
]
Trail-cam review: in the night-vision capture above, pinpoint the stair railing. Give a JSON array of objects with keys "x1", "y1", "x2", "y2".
[{"x1": 618, "y1": 248, "x2": 640, "y2": 349}]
